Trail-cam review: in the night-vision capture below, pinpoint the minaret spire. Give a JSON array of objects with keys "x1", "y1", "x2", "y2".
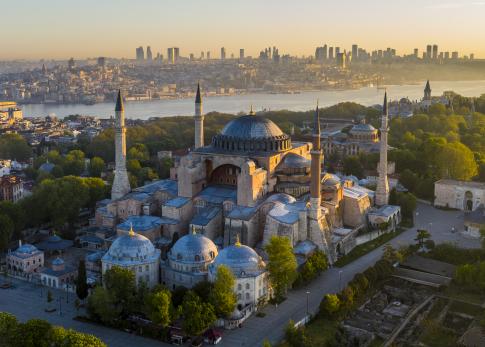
[
  {"x1": 194, "y1": 83, "x2": 204, "y2": 148},
  {"x1": 111, "y1": 90, "x2": 131, "y2": 200},
  {"x1": 375, "y1": 91, "x2": 390, "y2": 206}
]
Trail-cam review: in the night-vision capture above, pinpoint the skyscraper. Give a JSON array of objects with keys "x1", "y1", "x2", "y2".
[
  {"x1": 375, "y1": 92, "x2": 389, "y2": 206},
  {"x1": 167, "y1": 47, "x2": 180, "y2": 64},
  {"x1": 136, "y1": 46, "x2": 144, "y2": 61},
  {"x1": 221, "y1": 47, "x2": 226, "y2": 60},
  {"x1": 174, "y1": 47, "x2": 180, "y2": 62},
  {"x1": 426, "y1": 45, "x2": 432, "y2": 60},
  {"x1": 329, "y1": 47, "x2": 334, "y2": 60},
  {"x1": 206, "y1": 51, "x2": 211, "y2": 60},
  {"x1": 432, "y1": 44, "x2": 438, "y2": 60},
  {"x1": 146, "y1": 46, "x2": 153, "y2": 60},
  {"x1": 352, "y1": 44, "x2": 358, "y2": 61},
  {"x1": 111, "y1": 90, "x2": 131, "y2": 200},
  {"x1": 239, "y1": 48, "x2": 245, "y2": 59},
  {"x1": 414, "y1": 48, "x2": 419, "y2": 58}
]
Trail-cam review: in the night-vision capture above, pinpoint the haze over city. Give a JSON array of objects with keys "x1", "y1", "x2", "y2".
[{"x1": 3, "y1": 0, "x2": 485, "y2": 59}]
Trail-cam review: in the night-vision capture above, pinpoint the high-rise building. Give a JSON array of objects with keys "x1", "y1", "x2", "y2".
[
  {"x1": 444, "y1": 52, "x2": 450, "y2": 60},
  {"x1": 335, "y1": 47, "x2": 340, "y2": 56},
  {"x1": 221, "y1": 47, "x2": 226, "y2": 60},
  {"x1": 329, "y1": 47, "x2": 334, "y2": 60},
  {"x1": 452, "y1": 51, "x2": 459, "y2": 60},
  {"x1": 432, "y1": 44, "x2": 438, "y2": 60},
  {"x1": 190, "y1": 53, "x2": 195, "y2": 61},
  {"x1": 201, "y1": 51, "x2": 205, "y2": 59},
  {"x1": 68, "y1": 57, "x2": 75, "y2": 71},
  {"x1": 336, "y1": 53, "x2": 346, "y2": 69},
  {"x1": 426, "y1": 45, "x2": 432, "y2": 60},
  {"x1": 146, "y1": 46, "x2": 153, "y2": 61},
  {"x1": 470, "y1": 53, "x2": 475, "y2": 60},
  {"x1": 323, "y1": 44, "x2": 328, "y2": 60},
  {"x1": 207, "y1": 51, "x2": 211, "y2": 60},
  {"x1": 97, "y1": 57, "x2": 106, "y2": 67},
  {"x1": 167, "y1": 47, "x2": 179, "y2": 64},
  {"x1": 413, "y1": 48, "x2": 419, "y2": 58},
  {"x1": 352, "y1": 44, "x2": 358, "y2": 61},
  {"x1": 136, "y1": 46, "x2": 144, "y2": 61},
  {"x1": 240, "y1": 49, "x2": 245, "y2": 59}
]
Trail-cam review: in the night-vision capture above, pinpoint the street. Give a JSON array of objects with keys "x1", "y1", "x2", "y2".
[{"x1": 0, "y1": 203, "x2": 479, "y2": 347}]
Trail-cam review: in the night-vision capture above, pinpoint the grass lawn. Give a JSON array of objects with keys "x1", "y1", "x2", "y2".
[
  {"x1": 419, "y1": 320, "x2": 459, "y2": 347},
  {"x1": 443, "y1": 283, "x2": 485, "y2": 305},
  {"x1": 335, "y1": 229, "x2": 405, "y2": 267},
  {"x1": 277, "y1": 317, "x2": 340, "y2": 347}
]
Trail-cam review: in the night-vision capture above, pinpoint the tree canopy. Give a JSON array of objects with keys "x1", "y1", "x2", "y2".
[{"x1": 265, "y1": 236, "x2": 298, "y2": 299}]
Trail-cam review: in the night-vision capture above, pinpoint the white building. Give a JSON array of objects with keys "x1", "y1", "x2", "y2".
[
  {"x1": 40, "y1": 258, "x2": 77, "y2": 290},
  {"x1": 101, "y1": 226, "x2": 160, "y2": 288},
  {"x1": 434, "y1": 179, "x2": 485, "y2": 212},
  {"x1": 6, "y1": 243, "x2": 44, "y2": 278},
  {"x1": 208, "y1": 239, "x2": 269, "y2": 328},
  {"x1": 161, "y1": 230, "x2": 218, "y2": 290}
]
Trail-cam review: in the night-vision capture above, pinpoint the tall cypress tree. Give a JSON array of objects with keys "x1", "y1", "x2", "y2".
[{"x1": 76, "y1": 259, "x2": 88, "y2": 301}]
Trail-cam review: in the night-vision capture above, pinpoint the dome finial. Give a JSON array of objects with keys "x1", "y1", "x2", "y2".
[
  {"x1": 249, "y1": 104, "x2": 255, "y2": 115},
  {"x1": 235, "y1": 234, "x2": 241, "y2": 247},
  {"x1": 129, "y1": 223, "x2": 135, "y2": 237}
]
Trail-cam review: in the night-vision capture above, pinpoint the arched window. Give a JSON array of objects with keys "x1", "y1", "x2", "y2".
[{"x1": 246, "y1": 283, "x2": 250, "y2": 290}]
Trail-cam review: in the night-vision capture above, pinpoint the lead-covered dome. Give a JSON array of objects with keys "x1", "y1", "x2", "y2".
[
  {"x1": 211, "y1": 114, "x2": 291, "y2": 153},
  {"x1": 16, "y1": 244, "x2": 40, "y2": 255},
  {"x1": 103, "y1": 232, "x2": 159, "y2": 264},
  {"x1": 210, "y1": 243, "x2": 265, "y2": 278},
  {"x1": 169, "y1": 232, "x2": 218, "y2": 263}
]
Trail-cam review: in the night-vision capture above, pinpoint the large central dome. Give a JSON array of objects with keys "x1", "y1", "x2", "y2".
[
  {"x1": 211, "y1": 113, "x2": 291, "y2": 153},
  {"x1": 220, "y1": 115, "x2": 284, "y2": 139}
]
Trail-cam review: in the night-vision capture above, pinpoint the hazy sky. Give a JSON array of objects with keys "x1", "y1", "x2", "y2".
[{"x1": 3, "y1": 0, "x2": 485, "y2": 60}]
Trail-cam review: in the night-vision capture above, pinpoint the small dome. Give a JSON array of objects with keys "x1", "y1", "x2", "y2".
[
  {"x1": 52, "y1": 257, "x2": 64, "y2": 266},
  {"x1": 350, "y1": 123, "x2": 376, "y2": 132},
  {"x1": 265, "y1": 193, "x2": 297, "y2": 205},
  {"x1": 103, "y1": 232, "x2": 158, "y2": 263},
  {"x1": 170, "y1": 232, "x2": 218, "y2": 263},
  {"x1": 16, "y1": 244, "x2": 39, "y2": 254},
  {"x1": 277, "y1": 153, "x2": 310, "y2": 170},
  {"x1": 211, "y1": 243, "x2": 265, "y2": 278},
  {"x1": 322, "y1": 174, "x2": 340, "y2": 186}
]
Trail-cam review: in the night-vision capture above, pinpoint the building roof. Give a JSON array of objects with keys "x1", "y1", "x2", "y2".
[
  {"x1": 191, "y1": 207, "x2": 221, "y2": 226},
  {"x1": 268, "y1": 201, "x2": 307, "y2": 225},
  {"x1": 35, "y1": 235, "x2": 73, "y2": 251},
  {"x1": 350, "y1": 123, "x2": 377, "y2": 133},
  {"x1": 195, "y1": 83, "x2": 202, "y2": 104},
  {"x1": 10, "y1": 243, "x2": 43, "y2": 258},
  {"x1": 196, "y1": 185, "x2": 237, "y2": 205},
  {"x1": 118, "y1": 215, "x2": 163, "y2": 231},
  {"x1": 435, "y1": 179, "x2": 485, "y2": 190},
  {"x1": 401, "y1": 254, "x2": 456, "y2": 278},
  {"x1": 277, "y1": 153, "x2": 310, "y2": 170},
  {"x1": 169, "y1": 232, "x2": 218, "y2": 264},
  {"x1": 39, "y1": 162, "x2": 55, "y2": 173},
  {"x1": 102, "y1": 232, "x2": 160, "y2": 265},
  {"x1": 164, "y1": 197, "x2": 191, "y2": 208},
  {"x1": 115, "y1": 89, "x2": 124, "y2": 112},
  {"x1": 368, "y1": 205, "x2": 400, "y2": 218},
  {"x1": 210, "y1": 242, "x2": 265, "y2": 278},
  {"x1": 134, "y1": 179, "x2": 178, "y2": 196},
  {"x1": 220, "y1": 115, "x2": 284, "y2": 139}
]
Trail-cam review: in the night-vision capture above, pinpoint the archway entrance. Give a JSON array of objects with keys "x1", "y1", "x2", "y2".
[
  {"x1": 464, "y1": 191, "x2": 473, "y2": 211},
  {"x1": 209, "y1": 164, "x2": 240, "y2": 186}
]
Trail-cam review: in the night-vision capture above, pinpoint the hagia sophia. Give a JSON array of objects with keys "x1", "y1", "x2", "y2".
[{"x1": 89, "y1": 85, "x2": 401, "y2": 325}]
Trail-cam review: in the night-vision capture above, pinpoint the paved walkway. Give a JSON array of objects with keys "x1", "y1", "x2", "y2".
[{"x1": 0, "y1": 203, "x2": 479, "y2": 347}]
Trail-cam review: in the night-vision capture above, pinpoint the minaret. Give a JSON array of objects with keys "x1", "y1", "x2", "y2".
[
  {"x1": 376, "y1": 92, "x2": 390, "y2": 206},
  {"x1": 308, "y1": 103, "x2": 331, "y2": 257},
  {"x1": 194, "y1": 83, "x2": 204, "y2": 148},
  {"x1": 111, "y1": 90, "x2": 131, "y2": 200},
  {"x1": 424, "y1": 80, "x2": 431, "y2": 101}
]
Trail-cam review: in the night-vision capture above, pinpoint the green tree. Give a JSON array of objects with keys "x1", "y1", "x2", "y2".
[
  {"x1": 15, "y1": 319, "x2": 53, "y2": 347},
  {"x1": 284, "y1": 320, "x2": 310, "y2": 347},
  {"x1": 343, "y1": 156, "x2": 364, "y2": 178},
  {"x1": 0, "y1": 214, "x2": 14, "y2": 252},
  {"x1": 128, "y1": 143, "x2": 149, "y2": 162},
  {"x1": 87, "y1": 286, "x2": 120, "y2": 324},
  {"x1": 89, "y1": 157, "x2": 105, "y2": 177},
  {"x1": 337, "y1": 286, "x2": 355, "y2": 311},
  {"x1": 103, "y1": 266, "x2": 137, "y2": 315},
  {"x1": 181, "y1": 291, "x2": 216, "y2": 337},
  {"x1": 0, "y1": 133, "x2": 32, "y2": 161},
  {"x1": 0, "y1": 312, "x2": 18, "y2": 346},
  {"x1": 382, "y1": 244, "x2": 402, "y2": 264},
  {"x1": 265, "y1": 236, "x2": 298, "y2": 299},
  {"x1": 63, "y1": 150, "x2": 86, "y2": 176},
  {"x1": 210, "y1": 265, "x2": 237, "y2": 318},
  {"x1": 320, "y1": 294, "x2": 340, "y2": 318},
  {"x1": 415, "y1": 229, "x2": 431, "y2": 249},
  {"x1": 50, "y1": 326, "x2": 107, "y2": 347},
  {"x1": 480, "y1": 226, "x2": 485, "y2": 249},
  {"x1": 145, "y1": 289, "x2": 173, "y2": 327},
  {"x1": 76, "y1": 260, "x2": 88, "y2": 302}
]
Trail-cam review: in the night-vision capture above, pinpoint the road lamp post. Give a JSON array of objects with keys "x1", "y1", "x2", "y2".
[
  {"x1": 306, "y1": 291, "x2": 310, "y2": 316},
  {"x1": 339, "y1": 270, "x2": 343, "y2": 291}
]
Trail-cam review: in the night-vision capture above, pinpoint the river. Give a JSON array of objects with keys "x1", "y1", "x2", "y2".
[{"x1": 21, "y1": 80, "x2": 485, "y2": 119}]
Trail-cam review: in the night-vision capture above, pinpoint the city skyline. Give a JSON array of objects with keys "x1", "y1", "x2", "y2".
[{"x1": 3, "y1": 0, "x2": 485, "y2": 60}]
